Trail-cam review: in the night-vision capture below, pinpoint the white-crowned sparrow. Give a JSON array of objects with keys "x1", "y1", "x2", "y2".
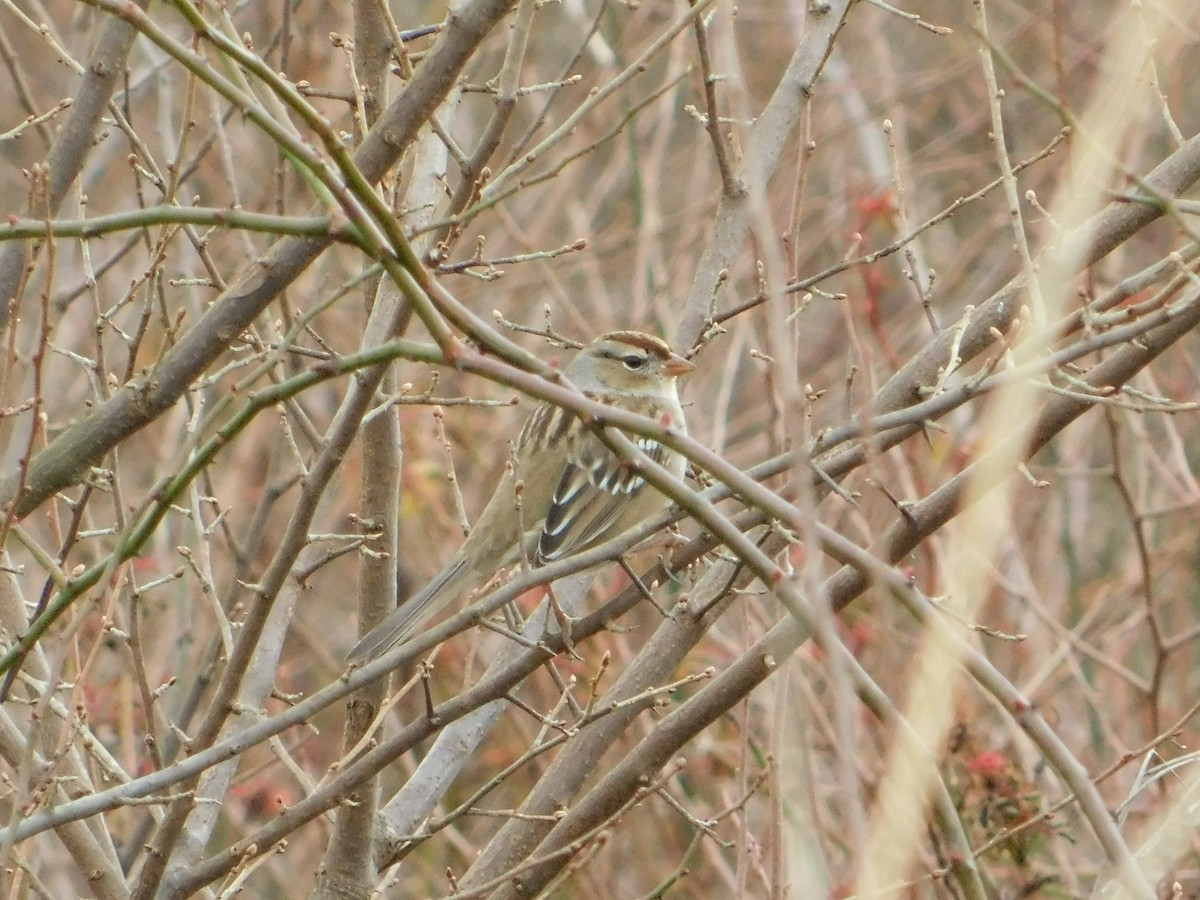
[{"x1": 347, "y1": 331, "x2": 693, "y2": 663}]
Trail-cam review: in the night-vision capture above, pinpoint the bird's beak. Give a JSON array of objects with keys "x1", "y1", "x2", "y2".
[{"x1": 664, "y1": 353, "x2": 695, "y2": 377}]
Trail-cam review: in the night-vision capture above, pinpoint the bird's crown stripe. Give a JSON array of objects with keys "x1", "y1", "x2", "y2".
[{"x1": 596, "y1": 331, "x2": 673, "y2": 358}]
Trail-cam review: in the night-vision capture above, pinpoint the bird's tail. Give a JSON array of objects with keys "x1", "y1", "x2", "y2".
[{"x1": 345, "y1": 556, "x2": 470, "y2": 664}]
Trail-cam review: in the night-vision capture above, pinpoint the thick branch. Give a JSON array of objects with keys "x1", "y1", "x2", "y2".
[{"x1": 0, "y1": 0, "x2": 513, "y2": 519}]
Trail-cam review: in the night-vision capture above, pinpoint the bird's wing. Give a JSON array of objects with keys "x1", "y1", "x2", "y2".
[{"x1": 535, "y1": 428, "x2": 670, "y2": 564}]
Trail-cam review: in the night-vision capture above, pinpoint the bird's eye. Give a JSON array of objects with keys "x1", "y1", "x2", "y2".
[{"x1": 622, "y1": 354, "x2": 646, "y2": 370}]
